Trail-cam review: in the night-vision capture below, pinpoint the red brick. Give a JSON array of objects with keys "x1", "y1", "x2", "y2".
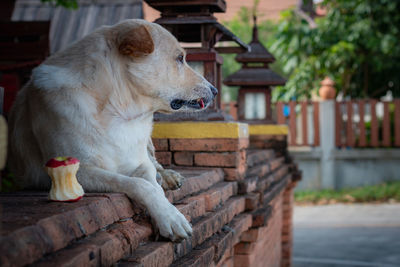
[
  {"x1": 234, "y1": 242, "x2": 256, "y2": 255},
  {"x1": 35, "y1": 220, "x2": 152, "y2": 266},
  {"x1": 155, "y1": 151, "x2": 172, "y2": 166},
  {"x1": 256, "y1": 174, "x2": 275, "y2": 193},
  {"x1": 269, "y1": 157, "x2": 285, "y2": 171},
  {"x1": 199, "y1": 182, "x2": 236, "y2": 211},
  {"x1": 246, "y1": 150, "x2": 274, "y2": 167},
  {"x1": 169, "y1": 138, "x2": 248, "y2": 152},
  {"x1": 36, "y1": 198, "x2": 119, "y2": 251},
  {"x1": 237, "y1": 176, "x2": 258, "y2": 194},
  {"x1": 234, "y1": 253, "x2": 254, "y2": 267},
  {"x1": 244, "y1": 193, "x2": 260, "y2": 211},
  {"x1": 261, "y1": 175, "x2": 290, "y2": 206},
  {"x1": 246, "y1": 163, "x2": 270, "y2": 178},
  {"x1": 174, "y1": 151, "x2": 194, "y2": 166},
  {"x1": 89, "y1": 230, "x2": 127, "y2": 266},
  {"x1": 282, "y1": 234, "x2": 291, "y2": 243},
  {"x1": 0, "y1": 225, "x2": 52, "y2": 267},
  {"x1": 34, "y1": 243, "x2": 100, "y2": 267},
  {"x1": 101, "y1": 193, "x2": 136, "y2": 219},
  {"x1": 217, "y1": 256, "x2": 234, "y2": 267},
  {"x1": 223, "y1": 166, "x2": 246, "y2": 181},
  {"x1": 0, "y1": 194, "x2": 136, "y2": 266},
  {"x1": 251, "y1": 206, "x2": 272, "y2": 227},
  {"x1": 240, "y1": 226, "x2": 268, "y2": 242},
  {"x1": 230, "y1": 214, "x2": 253, "y2": 245},
  {"x1": 166, "y1": 169, "x2": 224, "y2": 203},
  {"x1": 275, "y1": 165, "x2": 289, "y2": 181},
  {"x1": 235, "y1": 197, "x2": 283, "y2": 266},
  {"x1": 199, "y1": 230, "x2": 233, "y2": 262},
  {"x1": 171, "y1": 246, "x2": 214, "y2": 267},
  {"x1": 192, "y1": 197, "x2": 245, "y2": 245},
  {"x1": 176, "y1": 196, "x2": 206, "y2": 222},
  {"x1": 174, "y1": 197, "x2": 246, "y2": 259},
  {"x1": 216, "y1": 247, "x2": 234, "y2": 267},
  {"x1": 152, "y1": 138, "x2": 169, "y2": 151},
  {"x1": 122, "y1": 242, "x2": 174, "y2": 267},
  {"x1": 194, "y1": 151, "x2": 245, "y2": 168}
]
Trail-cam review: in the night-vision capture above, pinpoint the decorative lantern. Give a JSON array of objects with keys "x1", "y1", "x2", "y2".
[
  {"x1": 224, "y1": 16, "x2": 286, "y2": 123},
  {"x1": 145, "y1": 0, "x2": 249, "y2": 121}
]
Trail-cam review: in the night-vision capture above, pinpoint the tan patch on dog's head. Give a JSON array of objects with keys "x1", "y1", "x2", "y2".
[{"x1": 118, "y1": 25, "x2": 154, "y2": 57}]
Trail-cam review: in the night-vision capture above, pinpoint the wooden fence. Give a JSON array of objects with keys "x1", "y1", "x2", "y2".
[
  {"x1": 275, "y1": 101, "x2": 320, "y2": 147},
  {"x1": 222, "y1": 99, "x2": 400, "y2": 148},
  {"x1": 335, "y1": 99, "x2": 400, "y2": 148}
]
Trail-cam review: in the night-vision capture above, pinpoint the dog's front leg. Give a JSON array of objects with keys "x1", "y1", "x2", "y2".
[
  {"x1": 147, "y1": 139, "x2": 184, "y2": 190},
  {"x1": 78, "y1": 165, "x2": 192, "y2": 241}
]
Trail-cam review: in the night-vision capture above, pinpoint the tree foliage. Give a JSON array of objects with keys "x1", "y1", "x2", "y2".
[
  {"x1": 41, "y1": 0, "x2": 78, "y2": 9},
  {"x1": 223, "y1": 0, "x2": 400, "y2": 101},
  {"x1": 271, "y1": 0, "x2": 400, "y2": 101}
]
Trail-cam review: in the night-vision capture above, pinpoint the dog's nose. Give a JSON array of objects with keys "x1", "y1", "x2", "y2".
[{"x1": 210, "y1": 85, "x2": 218, "y2": 97}]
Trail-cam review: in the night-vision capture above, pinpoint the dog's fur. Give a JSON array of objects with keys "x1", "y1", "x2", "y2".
[{"x1": 8, "y1": 19, "x2": 217, "y2": 241}]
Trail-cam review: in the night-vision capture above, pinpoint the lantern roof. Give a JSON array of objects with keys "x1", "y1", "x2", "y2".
[
  {"x1": 224, "y1": 68, "x2": 286, "y2": 86},
  {"x1": 224, "y1": 16, "x2": 286, "y2": 87},
  {"x1": 236, "y1": 16, "x2": 275, "y2": 63},
  {"x1": 145, "y1": 0, "x2": 227, "y2": 14},
  {"x1": 145, "y1": 0, "x2": 249, "y2": 53}
]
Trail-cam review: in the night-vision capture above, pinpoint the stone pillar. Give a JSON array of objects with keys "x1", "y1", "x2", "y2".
[
  {"x1": 319, "y1": 78, "x2": 336, "y2": 189},
  {"x1": 319, "y1": 100, "x2": 336, "y2": 189}
]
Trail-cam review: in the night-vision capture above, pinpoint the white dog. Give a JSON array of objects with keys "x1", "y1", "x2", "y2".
[{"x1": 8, "y1": 19, "x2": 217, "y2": 241}]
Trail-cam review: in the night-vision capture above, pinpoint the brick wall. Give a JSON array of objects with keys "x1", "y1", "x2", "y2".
[
  {"x1": 154, "y1": 138, "x2": 249, "y2": 181},
  {"x1": 234, "y1": 192, "x2": 283, "y2": 267},
  {"x1": 0, "y1": 125, "x2": 299, "y2": 267}
]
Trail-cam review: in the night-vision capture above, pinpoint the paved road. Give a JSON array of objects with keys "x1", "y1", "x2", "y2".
[{"x1": 293, "y1": 204, "x2": 400, "y2": 267}]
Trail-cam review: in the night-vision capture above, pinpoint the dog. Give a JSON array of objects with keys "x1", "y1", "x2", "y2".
[{"x1": 8, "y1": 19, "x2": 217, "y2": 241}]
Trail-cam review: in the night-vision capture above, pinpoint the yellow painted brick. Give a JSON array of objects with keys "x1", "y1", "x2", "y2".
[{"x1": 152, "y1": 122, "x2": 249, "y2": 139}]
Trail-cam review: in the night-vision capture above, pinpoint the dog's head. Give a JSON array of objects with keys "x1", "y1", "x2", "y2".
[{"x1": 113, "y1": 20, "x2": 217, "y2": 113}]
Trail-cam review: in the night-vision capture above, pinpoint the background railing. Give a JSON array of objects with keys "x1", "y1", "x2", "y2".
[
  {"x1": 223, "y1": 99, "x2": 400, "y2": 148},
  {"x1": 335, "y1": 99, "x2": 400, "y2": 148},
  {"x1": 275, "y1": 101, "x2": 320, "y2": 147}
]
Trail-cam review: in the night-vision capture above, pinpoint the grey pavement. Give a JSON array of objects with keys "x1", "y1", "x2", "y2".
[{"x1": 293, "y1": 204, "x2": 400, "y2": 267}]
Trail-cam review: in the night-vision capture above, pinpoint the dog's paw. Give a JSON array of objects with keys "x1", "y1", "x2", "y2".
[
  {"x1": 159, "y1": 169, "x2": 184, "y2": 190},
  {"x1": 155, "y1": 204, "x2": 192, "y2": 242}
]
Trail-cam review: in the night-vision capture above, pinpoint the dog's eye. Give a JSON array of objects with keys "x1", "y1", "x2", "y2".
[{"x1": 177, "y1": 54, "x2": 184, "y2": 63}]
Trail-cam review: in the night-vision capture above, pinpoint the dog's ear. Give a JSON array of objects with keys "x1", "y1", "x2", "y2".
[{"x1": 118, "y1": 25, "x2": 154, "y2": 57}]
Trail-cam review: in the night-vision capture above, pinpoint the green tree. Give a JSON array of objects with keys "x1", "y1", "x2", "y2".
[
  {"x1": 41, "y1": 0, "x2": 78, "y2": 9},
  {"x1": 270, "y1": 0, "x2": 400, "y2": 101}
]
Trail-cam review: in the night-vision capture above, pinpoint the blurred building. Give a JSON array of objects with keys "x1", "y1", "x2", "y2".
[
  {"x1": 144, "y1": 0, "x2": 298, "y2": 23},
  {"x1": 11, "y1": 0, "x2": 143, "y2": 53}
]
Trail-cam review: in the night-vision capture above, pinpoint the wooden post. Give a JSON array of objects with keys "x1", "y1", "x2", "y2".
[
  {"x1": 370, "y1": 100, "x2": 379, "y2": 147},
  {"x1": 395, "y1": 99, "x2": 400, "y2": 147},
  {"x1": 358, "y1": 100, "x2": 367, "y2": 147},
  {"x1": 289, "y1": 101, "x2": 297, "y2": 146},
  {"x1": 346, "y1": 101, "x2": 355, "y2": 147},
  {"x1": 276, "y1": 102, "x2": 285, "y2": 125},
  {"x1": 313, "y1": 101, "x2": 320, "y2": 146},
  {"x1": 382, "y1": 101, "x2": 391, "y2": 147},
  {"x1": 301, "y1": 101, "x2": 308, "y2": 146}
]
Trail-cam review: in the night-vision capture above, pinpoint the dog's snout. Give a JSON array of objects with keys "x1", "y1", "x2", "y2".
[{"x1": 210, "y1": 85, "x2": 218, "y2": 97}]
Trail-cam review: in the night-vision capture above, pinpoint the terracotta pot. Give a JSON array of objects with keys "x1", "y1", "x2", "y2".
[{"x1": 319, "y1": 77, "x2": 336, "y2": 100}]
